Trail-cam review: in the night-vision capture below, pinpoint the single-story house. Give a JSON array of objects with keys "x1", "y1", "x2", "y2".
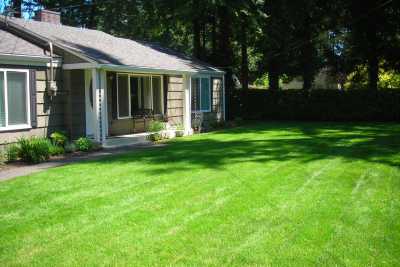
[{"x1": 0, "y1": 10, "x2": 225, "y2": 147}]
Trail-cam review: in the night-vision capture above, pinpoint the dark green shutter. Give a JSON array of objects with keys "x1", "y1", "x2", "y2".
[{"x1": 30, "y1": 69, "x2": 37, "y2": 128}]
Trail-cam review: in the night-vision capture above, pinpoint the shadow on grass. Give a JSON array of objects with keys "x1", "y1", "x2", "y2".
[{"x1": 91, "y1": 122, "x2": 400, "y2": 174}]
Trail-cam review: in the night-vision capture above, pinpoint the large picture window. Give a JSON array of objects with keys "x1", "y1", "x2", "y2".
[
  {"x1": 0, "y1": 69, "x2": 30, "y2": 130},
  {"x1": 117, "y1": 74, "x2": 164, "y2": 119},
  {"x1": 191, "y1": 77, "x2": 211, "y2": 112}
]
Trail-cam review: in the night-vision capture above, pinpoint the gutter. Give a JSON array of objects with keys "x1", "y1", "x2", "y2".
[
  {"x1": 0, "y1": 53, "x2": 62, "y2": 67},
  {"x1": 63, "y1": 63, "x2": 225, "y2": 76},
  {"x1": 0, "y1": 53, "x2": 51, "y2": 62}
]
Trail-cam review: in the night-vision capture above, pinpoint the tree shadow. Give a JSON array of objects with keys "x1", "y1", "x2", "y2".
[{"x1": 86, "y1": 122, "x2": 400, "y2": 175}]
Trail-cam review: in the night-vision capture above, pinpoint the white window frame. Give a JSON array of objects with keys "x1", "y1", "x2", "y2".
[
  {"x1": 191, "y1": 75, "x2": 211, "y2": 113},
  {"x1": 0, "y1": 68, "x2": 31, "y2": 131},
  {"x1": 116, "y1": 73, "x2": 164, "y2": 119}
]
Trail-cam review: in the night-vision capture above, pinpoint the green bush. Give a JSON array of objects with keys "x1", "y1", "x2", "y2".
[
  {"x1": 64, "y1": 142, "x2": 77, "y2": 153},
  {"x1": 74, "y1": 137, "x2": 93, "y2": 152},
  {"x1": 5, "y1": 144, "x2": 20, "y2": 162},
  {"x1": 50, "y1": 131, "x2": 68, "y2": 147},
  {"x1": 17, "y1": 137, "x2": 51, "y2": 164},
  {"x1": 147, "y1": 132, "x2": 162, "y2": 142},
  {"x1": 49, "y1": 144, "x2": 65, "y2": 156},
  {"x1": 231, "y1": 89, "x2": 400, "y2": 121},
  {"x1": 210, "y1": 120, "x2": 227, "y2": 129},
  {"x1": 147, "y1": 120, "x2": 166, "y2": 132}
]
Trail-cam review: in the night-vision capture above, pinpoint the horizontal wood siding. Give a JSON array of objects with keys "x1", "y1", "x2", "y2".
[
  {"x1": 0, "y1": 66, "x2": 67, "y2": 147},
  {"x1": 166, "y1": 75, "x2": 184, "y2": 125}
]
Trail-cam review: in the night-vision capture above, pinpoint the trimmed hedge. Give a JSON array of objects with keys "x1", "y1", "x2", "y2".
[{"x1": 230, "y1": 89, "x2": 400, "y2": 121}]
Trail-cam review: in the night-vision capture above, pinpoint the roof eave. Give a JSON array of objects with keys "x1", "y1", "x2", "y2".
[
  {"x1": 62, "y1": 63, "x2": 225, "y2": 75},
  {"x1": 0, "y1": 53, "x2": 62, "y2": 67},
  {"x1": 99, "y1": 64, "x2": 225, "y2": 76}
]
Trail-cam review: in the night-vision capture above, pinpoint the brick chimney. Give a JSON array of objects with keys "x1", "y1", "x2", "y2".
[{"x1": 34, "y1": 10, "x2": 61, "y2": 24}]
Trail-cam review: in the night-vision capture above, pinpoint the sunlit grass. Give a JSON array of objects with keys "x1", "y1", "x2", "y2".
[{"x1": 1, "y1": 122, "x2": 400, "y2": 266}]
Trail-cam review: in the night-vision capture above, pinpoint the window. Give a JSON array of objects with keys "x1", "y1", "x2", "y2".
[
  {"x1": 117, "y1": 74, "x2": 130, "y2": 118},
  {"x1": 0, "y1": 69, "x2": 30, "y2": 130},
  {"x1": 191, "y1": 77, "x2": 211, "y2": 112},
  {"x1": 117, "y1": 74, "x2": 164, "y2": 118}
]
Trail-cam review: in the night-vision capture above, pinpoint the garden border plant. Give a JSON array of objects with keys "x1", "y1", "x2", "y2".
[{"x1": 2, "y1": 132, "x2": 98, "y2": 165}]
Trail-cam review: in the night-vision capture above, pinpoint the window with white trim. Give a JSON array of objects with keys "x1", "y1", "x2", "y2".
[
  {"x1": 0, "y1": 69, "x2": 30, "y2": 130},
  {"x1": 191, "y1": 76, "x2": 211, "y2": 112},
  {"x1": 116, "y1": 74, "x2": 164, "y2": 119}
]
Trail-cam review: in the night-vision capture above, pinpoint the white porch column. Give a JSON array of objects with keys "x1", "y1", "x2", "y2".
[
  {"x1": 183, "y1": 74, "x2": 193, "y2": 135},
  {"x1": 91, "y1": 68, "x2": 107, "y2": 143}
]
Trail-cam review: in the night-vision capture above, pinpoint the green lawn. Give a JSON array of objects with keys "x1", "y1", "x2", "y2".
[{"x1": 1, "y1": 122, "x2": 400, "y2": 266}]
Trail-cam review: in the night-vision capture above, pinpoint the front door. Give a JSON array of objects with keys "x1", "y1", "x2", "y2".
[{"x1": 85, "y1": 70, "x2": 95, "y2": 138}]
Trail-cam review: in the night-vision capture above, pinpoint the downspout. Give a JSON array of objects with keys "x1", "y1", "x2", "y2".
[{"x1": 48, "y1": 41, "x2": 57, "y2": 95}]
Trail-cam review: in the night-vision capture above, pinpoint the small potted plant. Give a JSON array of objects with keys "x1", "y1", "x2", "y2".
[{"x1": 175, "y1": 123, "x2": 185, "y2": 137}]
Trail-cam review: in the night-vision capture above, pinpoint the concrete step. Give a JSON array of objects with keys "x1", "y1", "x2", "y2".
[{"x1": 103, "y1": 133, "x2": 152, "y2": 149}]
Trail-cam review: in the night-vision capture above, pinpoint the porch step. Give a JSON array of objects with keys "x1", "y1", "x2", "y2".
[{"x1": 103, "y1": 133, "x2": 152, "y2": 149}]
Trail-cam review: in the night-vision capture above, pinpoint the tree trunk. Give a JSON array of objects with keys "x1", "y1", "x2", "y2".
[
  {"x1": 192, "y1": 0, "x2": 201, "y2": 59},
  {"x1": 240, "y1": 14, "x2": 249, "y2": 91},
  {"x1": 211, "y1": 14, "x2": 217, "y2": 62},
  {"x1": 301, "y1": 16, "x2": 314, "y2": 91},
  {"x1": 201, "y1": 22, "x2": 207, "y2": 60},
  {"x1": 88, "y1": 0, "x2": 96, "y2": 29},
  {"x1": 367, "y1": 24, "x2": 379, "y2": 90},
  {"x1": 217, "y1": 4, "x2": 234, "y2": 119},
  {"x1": 368, "y1": 55, "x2": 379, "y2": 91},
  {"x1": 268, "y1": 58, "x2": 280, "y2": 91},
  {"x1": 12, "y1": 0, "x2": 22, "y2": 18}
]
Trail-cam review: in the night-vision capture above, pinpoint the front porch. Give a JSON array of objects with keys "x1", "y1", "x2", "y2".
[
  {"x1": 82, "y1": 69, "x2": 194, "y2": 144},
  {"x1": 62, "y1": 67, "x2": 224, "y2": 145}
]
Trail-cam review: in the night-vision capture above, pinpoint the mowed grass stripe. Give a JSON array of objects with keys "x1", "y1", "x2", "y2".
[{"x1": 1, "y1": 122, "x2": 400, "y2": 266}]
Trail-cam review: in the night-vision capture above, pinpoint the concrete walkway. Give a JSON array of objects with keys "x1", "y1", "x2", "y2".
[{"x1": 0, "y1": 143, "x2": 164, "y2": 182}]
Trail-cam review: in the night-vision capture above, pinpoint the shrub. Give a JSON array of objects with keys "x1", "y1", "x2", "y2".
[
  {"x1": 74, "y1": 137, "x2": 93, "y2": 152},
  {"x1": 50, "y1": 131, "x2": 68, "y2": 147},
  {"x1": 147, "y1": 132, "x2": 162, "y2": 142},
  {"x1": 233, "y1": 117, "x2": 244, "y2": 125},
  {"x1": 49, "y1": 143, "x2": 65, "y2": 156},
  {"x1": 5, "y1": 144, "x2": 20, "y2": 162},
  {"x1": 17, "y1": 137, "x2": 51, "y2": 164},
  {"x1": 64, "y1": 142, "x2": 77, "y2": 153},
  {"x1": 210, "y1": 120, "x2": 227, "y2": 129},
  {"x1": 147, "y1": 120, "x2": 166, "y2": 132},
  {"x1": 231, "y1": 89, "x2": 400, "y2": 121}
]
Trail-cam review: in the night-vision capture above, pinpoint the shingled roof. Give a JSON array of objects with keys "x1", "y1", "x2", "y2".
[
  {"x1": 0, "y1": 16, "x2": 222, "y2": 74},
  {"x1": 0, "y1": 28, "x2": 47, "y2": 57}
]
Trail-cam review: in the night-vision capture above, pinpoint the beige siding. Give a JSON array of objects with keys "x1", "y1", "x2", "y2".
[
  {"x1": 166, "y1": 75, "x2": 184, "y2": 125},
  {"x1": 0, "y1": 67, "x2": 66, "y2": 147}
]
